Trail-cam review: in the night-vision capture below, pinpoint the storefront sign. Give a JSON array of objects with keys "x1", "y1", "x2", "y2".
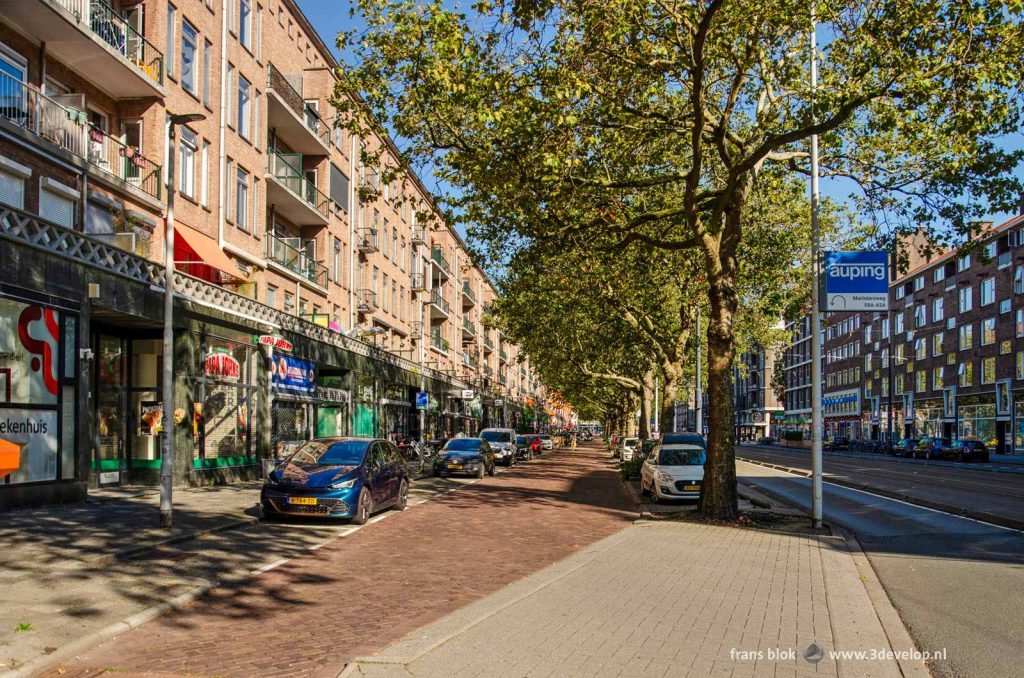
[
  {"x1": 204, "y1": 350, "x2": 240, "y2": 381},
  {"x1": 823, "y1": 251, "x2": 889, "y2": 311},
  {"x1": 139, "y1": 401, "x2": 162, "y2": 435},
  {"x1": 461, "y1": 389, "x2": 474, "y2": 400},
  {"x1": 494, "y1": 398, "x2": 504, "y2": 406},
  {"x1": 272, "y1": 355, "x2": 315, "y2": 396},
  {"x1": 0, "y1": 302, "x2": 61, "y2": 405},
  {"x1": 0, "y1": 409, "x2": 57, "y2": 483},
  {"x1": 254, "y1": 335, "x2": 293, "y2": 352},
  {"x1": 415, "y1": 392, "x2": 429, "y2": 410}
]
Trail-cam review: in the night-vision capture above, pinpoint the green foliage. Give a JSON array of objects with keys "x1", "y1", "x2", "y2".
[
  {"x1": 619, "y1": 458, "x2": 644, "y2": 480},
  {"x1": 14, "y1": 622, "x2": 32, "y2": 632}
]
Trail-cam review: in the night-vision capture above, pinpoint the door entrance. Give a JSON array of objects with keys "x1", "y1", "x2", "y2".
[{"x1": 94, "y1": 335, "x2": 126, "y2": 486}]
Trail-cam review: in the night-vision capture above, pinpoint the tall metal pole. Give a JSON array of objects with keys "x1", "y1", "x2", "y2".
[
  {"x1": 160, "y1": 118, "x2": 176, "y2": 528},
  {"x1": 886, "y1": 308, "x2": 894, "y2": 442},
  {"x1": 809, "y1": 11, "x2": 824, "y2": 529},
  {"x1": 695, "y1": 307, "x2": 702, "y2": 435}
]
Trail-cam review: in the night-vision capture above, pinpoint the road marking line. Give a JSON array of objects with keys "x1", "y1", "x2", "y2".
[
  {"x1": 368, "y1": 512, "x2": 390, "y2": 524},
  {"x1": 741, "y1": 460, "x2": 1023, "y2": 534},
  {"x1": 251, "y1": 558, "x2": 289, "y2": 575},
  {"x1": 337, "y1": 526, "x2": 360, "y2": 537}
]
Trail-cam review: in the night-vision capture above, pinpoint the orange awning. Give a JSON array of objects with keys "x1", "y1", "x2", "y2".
[{"x1": 174, "y1": 224, "x2": 247, "y2": 283}]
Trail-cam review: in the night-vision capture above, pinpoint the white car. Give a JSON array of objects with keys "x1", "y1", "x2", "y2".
[
  {"x1": 640, "y1": 444, "x2": 705, "y2": 502},
  {"x1": 538, "y1": 434, "x2": 554, "y2": 450},
  {"x1": 620, "y1": 437, "x2": 639, "y2": 461}
]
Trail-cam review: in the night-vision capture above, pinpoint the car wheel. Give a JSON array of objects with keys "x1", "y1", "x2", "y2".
[
  {"x1": 958, "y1": 452, "x2": 967, "y2": 463},
  {"x1": 396, "y1": 480, "x2": 409, "y2": 511},
  {"x1": 983, "y1": 453, "x2": 990, "y2": 462},
  {"x1": 352, "y1": 488, "x2": 372, "y2": 525},
  {"x1": 640, "y1": 479, "x2": 650, "y2": 496},
  {"x1": 477, "y1": 463, "x2": 486, "y2": 479},
  {"x1": 505, "y1": 456, "x2": 514, "y2": 467},
  {"x1": 650, "y1": 486, "x2": 660, "y2": 504}
]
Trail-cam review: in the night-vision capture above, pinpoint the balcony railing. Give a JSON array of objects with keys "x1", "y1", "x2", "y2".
[
  {"x1": 499, "y1": 348, "x2": 509, "y2": 362},
  {"x1": 461, "y1": 351, "x2": 477, "y2": 368},
  {"x1": 266, "y1": 63, "x2": 330, "y2": 147},
  {"x1": 484, "y1": 364, "x2": 493, "y2": 377},
  {"x1": 430, "y1": 287, "x2": 450, "y2": 315},
  {"x1": 483, "y1": 334, "x2": 494, "y2": 351},
  {"x1": 430, "y1": 330, "x2": 449, "y2": 353},
  {"x1": 462, "y1": 281, "x2": 476, "y2": 305},
  {"x1": 431, "y1": 246, "x2": 451, "y2": 276},
  {"x1": 0, "y1": 71, "x2": 162, "y2": 199},
  {"x1": 79, "y1": 0, "x2": 164, "y2": 85},
  {"x1": 267, "y1": 150, "x2": 330, "y2": 219},
  {"x1": 462, "y1": 314, "x2": 475, "y2": 335},
  {"x1": 266, "y1": 234, "x2": 327, "y2": 287},
  {"x1": 411, "y1": 226, "x2": 426, "y2": 244},
  {"x1": 357, "y1": 227, "x2": 379, "y2": 253},
  {"x1": 410, "y1": 272, "x2": 426, "y2": 291},
  {"x1": 357, "y1": 289, "x2": 378, "y2": 313}
]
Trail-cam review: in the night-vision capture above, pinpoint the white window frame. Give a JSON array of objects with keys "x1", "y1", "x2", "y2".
[
  {"x1": 202, "y1": 39, "x2": 212, "y2": 106},
  {"x1": 235, "y1": 166, "x2": 249, "y2": 231},
  {"x1": 981, "y1": 277, "x2": 995, "y2": 306},
  {"x1": 181, "y1": 19, "x2": 198, "y2": 94},
  {"x1": 166, "y1": 4, "x2": 177, "y2": 79},
  {"x1": 239, "y1": 0, "x2": 253, "y2": 50},
  {"x1": 178, "y1": 127, "x2": 197, "y2": 198},
  {"x1": 237, "y1": 75, "x2": 251, "y2": 140},
  {"x1": 200, "y1": 140, "x2": 209, "y2": 206}
]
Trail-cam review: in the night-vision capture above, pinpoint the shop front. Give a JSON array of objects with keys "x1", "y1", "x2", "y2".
[
  {"x1": 1014, "y1": 393, "x2": 1024, "y2": 454},
  {"x1": 380, "y1": 382, "x2": 413, "y2": 439},
  {"x1": 352, "y1": 371, "x2": 377, "y2": 437},
  {"x1": 193, "y1": 333, "x2": 260, "y2": 474},
  {"x1": 315, "y1": 376, "x2": 351, "y2": 438},
  {"x1": 0, "y1": 293, "x2": 78, "y2": 505},
  {"x1": 958, "y1": 398, "x2": 997, "y2": 449},
  {"x1": 913, "y1": 399, "x2": 945, "y2": 439},
  {"x1": 271, "y1": 354, "x2": 317, "y2": 457}
]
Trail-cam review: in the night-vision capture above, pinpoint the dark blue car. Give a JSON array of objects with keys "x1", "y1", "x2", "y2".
[
  {"x1": 433, "y1": 437, "x2": 496, "y2": 478},
  {"x1": 261, "y1": 437, "x2": 409, "y2": 524}
]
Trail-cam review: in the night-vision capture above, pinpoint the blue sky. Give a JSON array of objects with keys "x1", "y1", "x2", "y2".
[{"x1": 297, "y1": 0, "x2": 1022, "y2": 246}]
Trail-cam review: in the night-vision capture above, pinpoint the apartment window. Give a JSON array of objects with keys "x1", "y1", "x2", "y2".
[
  {"x1": 0, "y1": 166, "x2": 27, "y2": 209},
  {"x1": 330, "y1": 163, "x2": 349, "y2": 213},
  {"x1": 239, "y1": 0, "x2": 252, "y2": 49},
  {"x1": 382, "y1": 221, "x2": 389, "y2": 259},
  {"x1": 235, "y1": 167, "x2": 249, "y2": 230},
  {"x1": 894, "y1": 313, "x2": 904, "y2": 334},
  {"x1": 895, "y1": 285, "x2": 905, "y2": 300},
  {"x1": 400, "y1": 240, "x2": 407, "y2": 271},
  {"x1": 1018, "y1": 352, "x2": 1024, "y2": 380},
  {"x1": 933, "y1": 267, "x2": 945, "y2": 283},
  {"x1": 982, "y1": 357, "x2": 996, "y2": 385},
  {"x1": 382, "y1": 274, "x2": 389, "y2": 311},
  {"x1": 267, "y1": 284, "x2": 278, "y2": 308},
  {"x1": 251, "y1": 178, "x2": 259, "y2": 236},
  {"x1": 283, "y1": 290, "x2": 295, "y2": 315},
  {"x1": 181, "y1": 20, "x2": 198, "y2": 93},
  {"x1": 178, "y1": 127, "x2": 197, "y2": 198},
  {"x1": 200, "y1": 140, "x2": 209, "y2": 206},
  {"x1": 1015, "y1": 266, "x2": 1024, "y2": 294},
  {"x1": 167, "y1": 4, "x2": 176, "y2": 79},
  {"x1": 238, "y1": 75, "x2": 251, "y2": 139},
  {"x1": 226, "y1": 64, "x2": 235, "y2": 126},
  {"x1": 893, "y1": 375, "x2": 901, "y2": 395},
  {"x1": 39, "y1": 180, "x2": 76, "y2": 228},
  {"x1": 959, "y1": 324, "x2": 973, "y2": 350},
  {"x1": 981, "y1": 277, "x2": 995, "y2": 306},
  {"x1": 372, "y1": 267, "x2": 379, "y2": 294},
  {"x1": 864, "y1": 325, "x2": 872, "y2": 343},
  {"x1": 202, "y1": 39, "x2": 211, "y2": 106},
  {"x1": 1001, "y1": 299, "x2": 1011, "y2": 314},
  {"x1": 985, "y1": 241, "x2": 997, "y2": 260},
  {"x1": 224, "y1": 159, "x2": 234, "y2": 221},
  {"x1": 958, "y1": 361, "x2": 973, "y2": 387},
  {"x1": 959, "y1": 286, "x2": 973, "y2": 313},
  {"x1": 957, "y1": 254, "x2": 971, "y2": 272},
  {"x1": 916, "y1": 370, "x2": 927, "y2": 393},
  {"x1": 914, "y1": 304, "x2": 926, "y2": 328},
  {"x1": 933, "y1": 366, "x2": 944, "y2": 391},
  {"x1": 914, "y1": 337, "x2": 926, "y2": 360},
  {"x1": 255, "y1": 3, "x2": 263, "y2": 61},
  {"x1": 932, "y1": 297, "x2": 944, "y2": 323},
  {"x1": 981, "y1": 317, "x2": 996, "y2": 345},
  {"x1": 881, "y1": 318, "x2": 889, "y2": 339},
  {"x1": 333, "y1": 237, "x2": 342, "y2": 284},
  {"x1": 1017, "y1": 309, "x2": 1024, "y2": 338},
  {"x1": 392, "y1": 280, "x2": 397, "y2": 315},
  {"x1": 914, "y1": 276, "x2": 924, "y2": 292},
  {"x1": 253, "y1": 90, "x2": 261, "y2": 149},
  {"x1": 932, "y1": 332, "x2": 943, "y2": 357}
]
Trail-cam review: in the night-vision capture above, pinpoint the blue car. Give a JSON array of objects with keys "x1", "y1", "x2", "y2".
[{"x1": 261, "y1": 437, "x2": 410, "y2": 524}]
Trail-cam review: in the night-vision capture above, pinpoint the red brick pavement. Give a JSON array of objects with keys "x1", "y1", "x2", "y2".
[{"x1": 44, "y1": 447, "x2": 634, "y2": 678}]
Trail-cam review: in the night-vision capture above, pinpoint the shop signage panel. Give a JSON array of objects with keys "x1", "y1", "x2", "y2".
[
  {"x1": 0, "y1": 300, "x2": 61, "y2": 405},
  {"x1": 204, "y1": 350, "x2": 240, "y2": 381},
  {"x1": 461, "y1": 389, "x2": 474, "y2": 400},
  {"x1": 415, "y1": 392, "x2": 429, "y2": 409},
  {"x1": 0, "y1": 409, "x2": 58, "y2": 482},
  {"x1": 494, "y1": 398, "x2": 504, "y2": 406},
  {"x1": 823, "y1": 251, "x2": 889, "y2": 311},
  {"x1": 254, "y1": 335, "x2": 293, "y2": 352},
  {"x1": 272, "y1": 355, "x2": 316, "y2": 396}
]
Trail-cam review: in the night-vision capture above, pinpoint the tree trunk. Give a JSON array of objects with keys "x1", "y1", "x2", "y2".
[
  {"x1": 697, "y1": 271, "x2": 740, "y2": 518},
  {"x1": 638, "y1": 369, "x2": 654, "y2": 441}
]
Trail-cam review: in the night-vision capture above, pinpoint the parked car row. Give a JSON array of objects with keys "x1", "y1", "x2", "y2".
[
  {"x1": 826, "y1": 435, "x2": 993, "y2": 462},
  {"x1": 261, "y1": 429, "x2": 554, "y2": 524}
]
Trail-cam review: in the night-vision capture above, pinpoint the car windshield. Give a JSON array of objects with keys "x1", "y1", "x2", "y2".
[
  {"x1": 445, "y1": 439, "x2": 482, "y2": 451},
  {"x1": 286, "y1": 440, "x2": 369, "y2": 466},
  {"x1": 624, "y1": 438, "x2": 638, "y2": 446},
  {"x1": 481, "y1": 431, "x2": 512, "y2": 443},
  {"x1": 659, "y1": 447, "x2": 706, "y2": 466},
  {"x1": 539, "y1": 435, "x2": 551, "y2": 440}
]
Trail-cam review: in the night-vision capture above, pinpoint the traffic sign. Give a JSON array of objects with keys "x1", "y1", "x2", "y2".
[
  {"x1": 823, "y1": 251, "x2": 888, "y2": 311},
  {"x1": 415, "y1": 392, "x2": 429, "y2": 410}
]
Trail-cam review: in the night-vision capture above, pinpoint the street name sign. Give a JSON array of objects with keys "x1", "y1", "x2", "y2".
[{"x1": 823, "y1": 251, "x2": 889, "y2": 311}]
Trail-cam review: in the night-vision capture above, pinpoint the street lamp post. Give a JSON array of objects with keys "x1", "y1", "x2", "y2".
[
  {"x1": 809, "y1": 13, "x2": 824, "y2": 529},
  {"x1": 160, "y1": 112, "x2": 207, "y2": 529}
]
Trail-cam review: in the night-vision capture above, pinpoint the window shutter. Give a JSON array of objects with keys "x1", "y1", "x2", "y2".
[
  {"x1": 85, "y1": 202, "x2": 115, "y2": 234},
  {"x1": 0, "y1": 169, "x2": 25, "y2": 209},
  {"x1": 39, "y1": 189, "x2": 74, "y2": 228}
]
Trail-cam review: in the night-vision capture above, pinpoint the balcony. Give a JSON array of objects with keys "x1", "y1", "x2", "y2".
[
  {"x1": 266, "y1": 234, "x2": 327, "y2": 288},
  {"x1": 411, "y1": 226, "x2": 426, "y2": 244},
  {"x1": 482, "y1": 333, "x2": 494, "y2": 353},
  {"x1": 430, "y1": 246, "x2": 451, "y2": 279},
  {"x1": 462, "y1": 314, "x2": 476, "y2": 339},
  {"x1": 462, "y1": 280, "x2": 476, "y2": 307},
  {"x1": 410, "y1": 272, "x2": 426, "y2": 291},
  {"x1": 428, "y1": 287, "x2": 450, "y2": 319},
  {"x1": 265, "y1": 151, "x2": 330, "y2": 225},
  {"x1": 357, "y1": 289, "x2": 378, "y2": 314},
  {"x1": 430, "y1": 330, "x2": 449, "y2": 354},
  {"x1": 461, "y1": 351, "x2": 477, "y2": 369},
  {"x1": 0, "y1": 0, "x2": 164, "y2": 97},
  {"x1": 499, "y1": 373, "x2": 508, "y2": 385},
  {"x1": 357, "y1": 227, "x2": 378, "y2": 253},
  {"x1": 266, "y1": 63, "x2": 331, "y2": 155},
  {"x1": 499, "y1": 348, "x2": 509, "y2": 364},
  {"x1": 0, "y1": 72, "x2": 162, "y2": 199},
  {"x1": 484, "y1": 364, "x2": 493, "y2": 377}
]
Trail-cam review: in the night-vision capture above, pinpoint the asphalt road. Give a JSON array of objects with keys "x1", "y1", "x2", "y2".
[
  {"x1": 736, "y1": 445, "x2": 1024, "y2": 527},
  {"x1": 737, "y1": 460, "x2": 1024, "y2": 678}
]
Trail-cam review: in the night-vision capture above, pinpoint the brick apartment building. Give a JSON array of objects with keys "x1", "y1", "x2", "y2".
[
  {"x1": 733, "y1": 346, "x2": 783, "y2": 442},
  {"x1": 778, "y1": 216, "x2": 1024, "y2": 455},
  {"x1": 0, "y1": 0, "x2": 546, "y2": 511}
]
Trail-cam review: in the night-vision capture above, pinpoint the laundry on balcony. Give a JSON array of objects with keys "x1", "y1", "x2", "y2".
[
  {"x1": 173, "y1": 223, "x2": 249, "y2": 284},
  {"x1": 66, "y1": 108, "x2": 89, "y2": 125},
  {"x1": 119, "y1": 145, "x2": 148, "y2": 168}
]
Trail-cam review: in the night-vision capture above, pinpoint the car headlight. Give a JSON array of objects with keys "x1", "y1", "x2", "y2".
[
  {"x1": 656, "y1": 471, "x2": 674, "y2": 483},
  {"x1": 328, "y1": 478, "x2": 357, "y2": 489}
]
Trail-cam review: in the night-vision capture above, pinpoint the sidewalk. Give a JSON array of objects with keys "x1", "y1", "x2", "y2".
[{"x1": 342, "y1": 519, "x2": 927, "y2": 678}]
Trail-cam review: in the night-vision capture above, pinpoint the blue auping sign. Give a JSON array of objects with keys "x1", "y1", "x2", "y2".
[{"x1": 823, "y1": 251, "x2": 889, "y2": 311}]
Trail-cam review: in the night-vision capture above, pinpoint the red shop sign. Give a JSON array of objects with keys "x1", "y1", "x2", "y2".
[{"x1": 204, "y1": 351, "x2": 240, "y2": 381}]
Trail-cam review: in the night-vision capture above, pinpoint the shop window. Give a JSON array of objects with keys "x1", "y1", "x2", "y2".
[
  {"x1": 1017, "y1": 352, "x2": 1024, "y2": 380},
  {"x1": 195, "y1": 337, "x2": 256, "y2": 462}
]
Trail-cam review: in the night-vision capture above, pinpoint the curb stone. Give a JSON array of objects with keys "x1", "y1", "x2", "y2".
[{"x1": 737, "y1": 455, "x2": 1024, "y2": 531}]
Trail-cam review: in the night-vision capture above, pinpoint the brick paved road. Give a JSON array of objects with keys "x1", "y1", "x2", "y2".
[{"x1": 44, "y1": 447, "x2": 633, "y2": 678}]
